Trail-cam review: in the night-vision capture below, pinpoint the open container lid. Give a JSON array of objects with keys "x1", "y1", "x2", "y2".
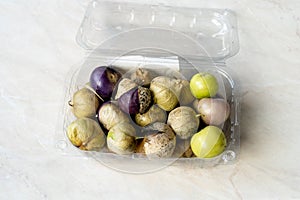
[
  {"x1": 60, "y1": 0, "x2": 241, "y2": 173},
  {"x1": 76, "y1": 0, "x2": 239, "y2": 61}
]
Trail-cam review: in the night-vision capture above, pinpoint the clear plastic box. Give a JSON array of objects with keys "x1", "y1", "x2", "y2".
[{"x1": 56, "y1": 0, "x2": 241, "y2": 173}]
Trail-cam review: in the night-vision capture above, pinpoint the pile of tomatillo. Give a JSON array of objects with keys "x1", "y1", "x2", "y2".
[{"x1": 67, "y1": 66, "x2": 230, "y2": 159}]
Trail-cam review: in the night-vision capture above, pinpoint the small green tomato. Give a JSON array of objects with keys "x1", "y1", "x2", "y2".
[
  {"x1": 190, "y1": 73, "x2": 219, "y2": 99},
  {"x1": 190, "y1": 126, "x2": 226, "y2": 158}
]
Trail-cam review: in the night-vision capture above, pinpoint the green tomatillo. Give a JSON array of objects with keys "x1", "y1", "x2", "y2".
[
  {"x1": 190, "y1": 126, "x2": 226, "y2": 158},
  {"x1": 190, "y1": 73, "x2": 219, "y2": 99}
]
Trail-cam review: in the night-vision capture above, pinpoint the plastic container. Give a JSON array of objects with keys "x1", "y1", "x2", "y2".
[{"x1": 57, "y1": 0, "x2": 241, "y2": 173}]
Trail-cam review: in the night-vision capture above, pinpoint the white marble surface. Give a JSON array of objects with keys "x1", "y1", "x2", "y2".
[{"x1": 1, "y1": 0, "x2": 300, "y2": 199}]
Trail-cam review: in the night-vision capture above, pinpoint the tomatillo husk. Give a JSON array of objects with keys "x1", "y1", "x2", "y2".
[
  {"x1": 130, "y1": 68, "x2": 156, "y2": 86},
  {"x1": 150, "y1": 76, "x2": 179, "y2": 111},
  {"x1": 167, "y1": 106, "x2": 199, "y2": 139},
  {"x1": 107, "y1": 122, "x2": 136, "y2": 155},
  {"x1": 67, "y1": 118, "x2": 105, "y2": 151},
  {"x1": 69, "y1": 88, "x2": 100, "y2": 118},
  {"x1": 98, "y1": 102, "x2": 130, "y2": 130},
  {"x1": 114, "y1": 78, "x2": 137, "y2": 100},
  {"x1": 178, "y1": 79, "x2": 195, "y2": 105},
  {"x1": 135, "y1": 105, "x2": 167, "y2": 127},
  {"x1": 137, "y1": 123, "x2": 176, "y2": 158}
]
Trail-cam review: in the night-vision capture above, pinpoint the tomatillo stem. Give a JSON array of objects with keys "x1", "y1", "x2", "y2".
[{"x1": 68, "y1": 100, "x2": 73, "y2": 107}]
